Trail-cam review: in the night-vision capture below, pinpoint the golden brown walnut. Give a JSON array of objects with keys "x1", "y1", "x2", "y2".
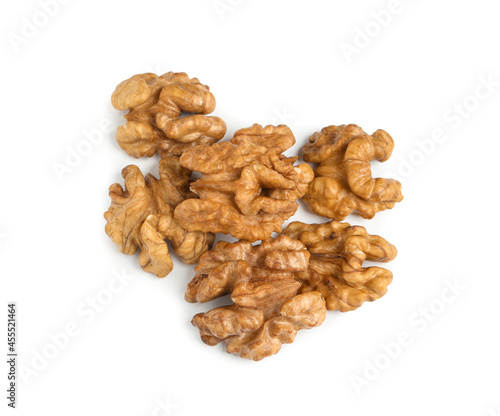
[
  {"x1": 111, "y1": 72, "x2": 227, "y2": 158},
  {"x1": 186, "y1": 235, "x2": 326, "y2": 360},
  {"x1": 302, "y1": 124, "x2": 403, "y2": 220},
  {"x1": 174, "y1": 124, "x2": 314, "y2": 242},
  {"x1": 283, "y1": 220, "x2": 397, "y2": 312},
  {"x1": 104, "y1": 157, "x2": 215, "y2": 277}
]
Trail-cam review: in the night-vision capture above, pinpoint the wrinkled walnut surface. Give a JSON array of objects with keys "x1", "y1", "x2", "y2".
[
  {"x1": 111, "y1": 72, "x2": 227, "y2": 158},
  {"x1": 186, "y1": 235, "x2": 326, "y2": 360},
  {"x1": 175, "y1": 124, "x2": 314, "y2": 241},
  {"x1": 302, "y1": 124, "x2": 403, "y2": 220},
  {"x1": 283, "y1": 220, "x2": 397, "y2": 312},
  {"x1": 104, "y1": 157, "x2": 214, "y2": 277}
]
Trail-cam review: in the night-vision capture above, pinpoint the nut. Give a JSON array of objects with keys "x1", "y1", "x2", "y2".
[
  {"x1": 302, "y1": 124, "x2": 403, "y2": 220},
  {"x1": 111, "y1": 72, "x2": 227, "y2": 158},
  {"x1": 104, "y1": 157, "x2": 215, "y2": 277},
  {"x1": 186, "y1": 235, "x2": 326, "y2": 360},
  {"x1": 175, "y1": 124, "x2": 314, "y2": 241},
  {"x1": 283, "y1": 220, "x2": 397, "y2": 312}
]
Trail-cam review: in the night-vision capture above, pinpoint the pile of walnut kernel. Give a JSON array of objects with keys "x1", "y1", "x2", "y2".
[{"x1": 104, "y1": 72, "x2": 403, "y2": 360}]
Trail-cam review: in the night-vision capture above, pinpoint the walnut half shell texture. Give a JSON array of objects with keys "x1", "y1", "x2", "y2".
[
  {"x1": 104, "y1": 157, "x2": 214, "y2": 277},
  {"x1": 302, "y1": 124, "x2": 403, "y2": 220},
  {"x1": 186, "y1": 235, "x2": 327, "y2": 361}
]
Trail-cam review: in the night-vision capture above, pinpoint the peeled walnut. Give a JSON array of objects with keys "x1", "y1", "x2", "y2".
[
  {"x1": 283, "y1": 220, "x2": 397, "y2": 312},
  {"x1": 111, "y1": 72, "x2": 227, "y2": 158},
  {"x1": 104, "y1": 157, "x2": 214, "y2": 277},
  {"x1": 175, "y1": 124, "x2": 314, "y2": 242},
  {"x1": 302, "y1": 124, "x2": 403, "y2": 220},
  {"x1": 186, "y1": 235, "x2": 326, "y2": 360}
]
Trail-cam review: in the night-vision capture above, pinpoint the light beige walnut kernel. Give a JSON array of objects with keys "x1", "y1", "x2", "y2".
[
  {"x1": 104, "y1": 157, "x2": 214, "y2": 277},
  {"x1": 283, "y1": 220, "x2": 397, "y2": 312},
  {"x1": 186, "y1": 235, "x2": 326, "y2": 360},
  {"x1": 174, "y1": 124, "x2": 314, "y2": 242},
  {"x1": 111, "y1": 72, "x2": 227, "y2": 158},
  {"x1": 303, "y1": 124, "x2": 403, "y2": 220}
]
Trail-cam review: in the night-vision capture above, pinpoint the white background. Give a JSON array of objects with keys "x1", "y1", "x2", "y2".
[{"x1": 1, "y1": 0, "x2": 500, "y2": 415}]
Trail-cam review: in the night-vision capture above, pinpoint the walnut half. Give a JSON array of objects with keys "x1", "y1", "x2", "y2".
[
  {"x1": 175, "y1": 124, "x2": 314, "y2": 242},
  {"x1": 283, "y1": 220, "x2": 397, "y2": 312},
  {"x1": 111, "y1": 72, "x2": 227, "y2": 158},
  {"x1": 104, "y1": 157, "x2": 214, "y2": 277},
  {"x1": 302, "y1": 124, "x2": 403, "y2": 220},
  {"x1": 186, "y1": 235, "x2": 326, "y2": 360}
]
